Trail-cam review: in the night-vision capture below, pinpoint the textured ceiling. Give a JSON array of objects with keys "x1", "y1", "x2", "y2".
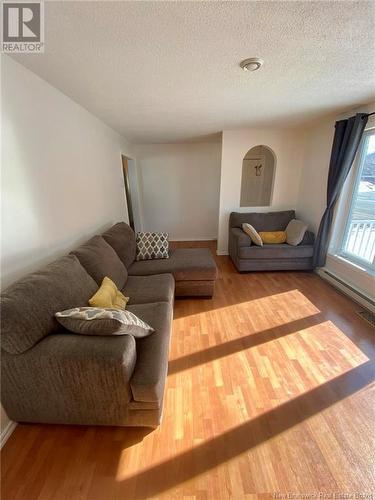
[{"x1": 10, "y1": 1, "x2": 375, "y2": 143}]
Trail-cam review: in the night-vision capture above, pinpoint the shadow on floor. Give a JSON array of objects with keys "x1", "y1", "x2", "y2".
[
  {"x1": 168, "y1": 312, "x2": 325, "y2": 375},
  {"x1": 117, "y1": 360, "x2": 375, "y2": 498}
]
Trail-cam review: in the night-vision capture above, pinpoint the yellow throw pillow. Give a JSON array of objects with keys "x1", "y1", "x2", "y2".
[
  {"x1": 89, "y1": 276, "x2": 129, "y2": 310},
  {"x1": 259, "y1": 231, "x2": 287, "y2": 244}
]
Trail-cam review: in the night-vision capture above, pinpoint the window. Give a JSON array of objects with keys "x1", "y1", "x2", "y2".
[{"x1": 338, "y1": 129, "x2": 375, "y2": 272}]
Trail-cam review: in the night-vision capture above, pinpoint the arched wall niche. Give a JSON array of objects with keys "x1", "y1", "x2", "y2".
[{"x1": 240, "y1": 145, "x2": 276, "y2": 207}]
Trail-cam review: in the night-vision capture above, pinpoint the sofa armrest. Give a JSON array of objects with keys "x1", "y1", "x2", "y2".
[
  {"x1": 127, "y1": 302, "x2": 173, "y2": 405},
  {"x1": 229, "y1": 227, "x2": 251, "y2": 261},
  {"x1": 230, "y1": 227, "x2": 252, "y2": 247},
  {"x1": 300, "y1": 230, "x2": 315, "y2": 245},
  {"x1": 1, "y1": 333, "x2": 137, "y2": 424}
]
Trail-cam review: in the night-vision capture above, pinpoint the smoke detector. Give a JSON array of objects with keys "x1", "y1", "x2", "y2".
[{"x1": 240, "y1": 58, "x2": 264, "y2": 72}]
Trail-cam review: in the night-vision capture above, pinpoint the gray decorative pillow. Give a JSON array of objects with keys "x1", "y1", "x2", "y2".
[
  {"x1": 55, "y1": 307, "x2": 154, "y2": 338},
  {"x1": 286, "y1": 219, "x2": 308, "y2": 246},
  {"x1": 136, "y1": 232, "x2": 169, "y2": 261}
]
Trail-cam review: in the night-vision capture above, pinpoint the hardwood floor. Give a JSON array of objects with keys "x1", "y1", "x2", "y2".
[{"x1": 2, "y1": 241, "x2": 375, "y2": 499}]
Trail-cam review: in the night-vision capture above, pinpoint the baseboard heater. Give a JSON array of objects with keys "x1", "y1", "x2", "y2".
[{"x1": 318, "y1": 269, "x2": 375, "y2": 314}]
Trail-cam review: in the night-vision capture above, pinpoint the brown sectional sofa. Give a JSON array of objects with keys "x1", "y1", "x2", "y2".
[
  {"x1": 1, "y1": 222, "x2": 218, "y2": 428},
  {"x1": 229, "y1": 210, "x2": 315, "y2": 272}
]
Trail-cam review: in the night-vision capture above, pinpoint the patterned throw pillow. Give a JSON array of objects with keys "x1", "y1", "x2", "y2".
[
  {"x1": 55, "y1": 307, "x2": 154, "y2": 338},
  {"x1": 136, "y1": 232, "x2": 169, "y2": 261}
]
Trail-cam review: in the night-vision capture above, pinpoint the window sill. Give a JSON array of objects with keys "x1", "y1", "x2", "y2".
[
  {"x1": 328, "y1": 253, "x2": 372, "y2": 275},
  {"x1": 323, "y1": 253, "x2": 375, "y2": 301}
]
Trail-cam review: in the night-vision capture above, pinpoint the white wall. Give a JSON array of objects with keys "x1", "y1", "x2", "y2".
[
  {"x1": 1, "y1": 56, "x2": 132, "y2": 289},
  {"x1": 1, "y1": 56, "x2": 132, "y2": 436},
  {"x1": 217, "y1": 128, "x2": 306, "y2": 254},
  {"x1": 295, "y1": 117, "x2": 334, "y2": 233},
  {"x1": 135, "y1": 142, "x2": 222, "y2": 240}
]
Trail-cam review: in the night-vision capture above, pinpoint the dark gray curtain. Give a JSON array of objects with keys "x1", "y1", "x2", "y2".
[{"x1": 313, "y1": 113, "x2": 368, "y2": 268}]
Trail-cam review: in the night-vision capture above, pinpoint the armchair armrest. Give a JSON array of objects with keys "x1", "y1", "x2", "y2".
[
  {"x1": 230, "y1": 227, "x2": 252, "y2": 247},
  {"x1": 301, "y1": 230, "x2": 315, "y2": 245},
  {"x1": 229, "y1": 227, "x2": 251, "y2": 261},
  {"x1": 1, "y1": 332, "x2": 137, "y2": 424}
]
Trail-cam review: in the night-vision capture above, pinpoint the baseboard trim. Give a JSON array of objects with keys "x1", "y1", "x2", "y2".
[
  {"x1": 216, "y1": 250, "x2": 229, "y2": 256},
  {"x1": 1, "y1": 420, "x2": 17, "y2": 448},
  {"x1": 169, "y1": 238, "x2": 217, "y2": 242},
  {"x1": 317, "y1": 268, "x2": 375, "y2": 314}
]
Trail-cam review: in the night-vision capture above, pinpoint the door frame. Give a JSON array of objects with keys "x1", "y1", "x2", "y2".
[{"x1": 121, "y1": 155, "x2": 135, "y2": 231}]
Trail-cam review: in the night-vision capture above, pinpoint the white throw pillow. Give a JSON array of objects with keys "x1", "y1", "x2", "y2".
[
  {"x1": 286, "y1": 219, "x2": 308, "y2": 246},
  {"x1": 242, "y1": 223, "x2": 263, "y2": 247}
]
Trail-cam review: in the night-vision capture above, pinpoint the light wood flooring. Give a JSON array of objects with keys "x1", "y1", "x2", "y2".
[{"x1": 2, "y1": 241, "x2": 375, "y2": 499}]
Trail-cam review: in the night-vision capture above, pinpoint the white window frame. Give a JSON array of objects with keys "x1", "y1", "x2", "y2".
[{"x1": 329, "y1": 124, "x2": 375, "y2": 275}]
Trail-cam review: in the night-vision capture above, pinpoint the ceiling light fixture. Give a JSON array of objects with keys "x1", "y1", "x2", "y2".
[{"x1": 240, "y1": 57, "x2": 264, "y2": 72}]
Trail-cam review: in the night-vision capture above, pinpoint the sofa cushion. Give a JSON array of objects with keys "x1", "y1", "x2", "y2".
[
  {"x1": 1, "y1": 255, "x2": 98, "y2": 354},
  {"x1": 238, "y1": 244, "x2": 314, "y2": 260},
  {"x1": 71, "y1": 235, "x2": 127, "y2": 289},
  {"x1": 128, "y1": 302, "x2": 173, "y2": 404},
  {"x1": 102, "y1": 222, "x2": 136, "y2": 268},
  {"x1": 128, "y1": 248, "x2": 218, "y2": 281},
  {"x1": 230, "y1": 210, "x2": 295, "y2": 231},
  {"x1": 123, "y1": 274, "x2": 175, "y2": 305}
]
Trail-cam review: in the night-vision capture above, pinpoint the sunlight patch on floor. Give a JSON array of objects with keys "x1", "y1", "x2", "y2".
[
  {"x1": 115, "y1": 317, "x2": 369, "y2": 487},
  {"x1": 173, "y1": 289, "x2": 321, "y2": 325},
  {"x1": 168, "y1": 318, "x2": 368, "y2": 376},
  {"x1": 115, "y1": 359, "x2": 371, "y2": 488}
]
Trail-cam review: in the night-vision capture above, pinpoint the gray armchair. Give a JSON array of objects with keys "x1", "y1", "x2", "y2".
[{"x1": 229, "y1": 210, "x2": 315, "y2": 272}]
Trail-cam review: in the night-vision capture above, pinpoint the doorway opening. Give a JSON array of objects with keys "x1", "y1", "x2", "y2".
[{"x1": 121, "y1": 155, "x2": 142, "y2": 232}]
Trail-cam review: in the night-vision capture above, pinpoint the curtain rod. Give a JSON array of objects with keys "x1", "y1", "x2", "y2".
[{"x1": 359, "y1": 111, "x2": 375, "y2": 119}]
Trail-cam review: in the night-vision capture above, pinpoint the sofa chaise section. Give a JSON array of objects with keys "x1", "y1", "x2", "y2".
[
  {"x1": 128, "y1": 248, "x2": 218, "y2": 297},
  {"x1": 102, "y1": 223, "x2": 218, "y2": 297},
  {"x1": 123, "y1": 274, "x2": 175, "y2": 305}
]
